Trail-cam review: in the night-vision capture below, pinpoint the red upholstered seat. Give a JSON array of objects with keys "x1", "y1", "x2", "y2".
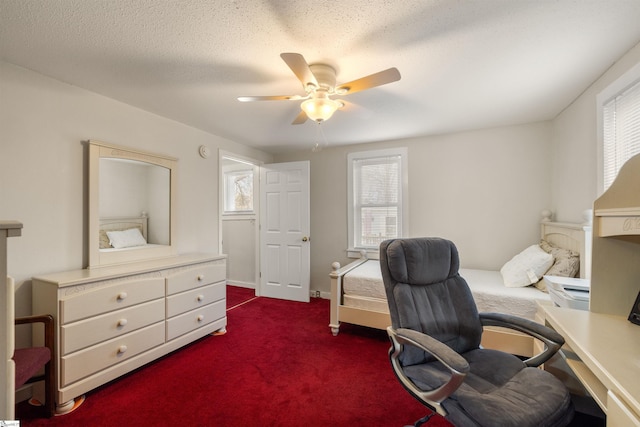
[
  {"x1": 14, "y1": 314, "x2": 56, "y2": 417},
  {"x1": 13, "y1": 347, "x2": 51, "y2": 389}
]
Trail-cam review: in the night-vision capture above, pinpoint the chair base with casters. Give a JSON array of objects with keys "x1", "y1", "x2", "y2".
[
  {"x1": 14, "y1": 314, "x2": 55, "y2": 418},
  {"x1": 380, "y1": 237, "x2": 574, "y2": 427}
]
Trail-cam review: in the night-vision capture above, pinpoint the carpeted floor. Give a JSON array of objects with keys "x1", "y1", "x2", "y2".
[
  {"x1": 225, "y1": 284, "x2": 257, "y2": 309},
  {"x1": 16, "y1": 286, "x2": 605, "y2": 426},
  {"x1": 17, "y1": 287, "x2": 437, "y2": 426}
]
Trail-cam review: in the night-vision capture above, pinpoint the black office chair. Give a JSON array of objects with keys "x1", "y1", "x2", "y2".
[{"x1": 380, "y1": 237, "x2": 574, "y2": 427}]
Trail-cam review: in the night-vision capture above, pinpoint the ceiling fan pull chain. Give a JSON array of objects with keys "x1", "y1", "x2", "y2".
[{"x1": 312, "y1": 122, "x2": 329, "y2": 152}]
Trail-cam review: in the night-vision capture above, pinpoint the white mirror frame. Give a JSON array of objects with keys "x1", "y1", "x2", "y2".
[{"x1": 88, "y1": 140, "x2": 177, "y2": 268}]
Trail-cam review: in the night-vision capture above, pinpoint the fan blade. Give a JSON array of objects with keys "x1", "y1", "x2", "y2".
[
  {"x1": 238, "y1": 94, "x2": 306, "y2": 102},
  {"x1": 281, "y1": 53, "x2": 319, "y2": 89},
  {"x1": 292, "y1": 110, "x2": 308, "y2": 125},
  {"x1": 336, "y1": 67, "x2": 401, "y2": 95}
]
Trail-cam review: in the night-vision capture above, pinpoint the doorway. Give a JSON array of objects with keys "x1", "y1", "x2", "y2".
[
  {"x1": 219, "y1": 152, "x2": 260, "y2": 293},
  {"x1": 219, "y1": 153, "x2": 311, "y2": 302}
]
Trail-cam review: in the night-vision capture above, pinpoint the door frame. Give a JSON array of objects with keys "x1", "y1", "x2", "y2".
[{"x1": 218, "y1": 150, "x2": 262, "y2": 295}]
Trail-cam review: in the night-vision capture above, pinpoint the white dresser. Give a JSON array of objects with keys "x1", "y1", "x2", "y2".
[{"x1": 32, "y1": 253, "x2": 226, "y2": 412}]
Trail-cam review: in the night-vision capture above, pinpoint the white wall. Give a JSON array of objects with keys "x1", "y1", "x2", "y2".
[
  {"x1": 276, "y1": 40, "x2": 640, "y2": 296},
  {"x1": 222, "y1": 218, "x2": 256, "y2": 287},
  {"x1": 551, "y1": 41, "x2": 640, "y2": 221},
  {"x1": 0, "y1": 61, "x2": 272, "y2": 323},
  {"x1": 4, "y1": 38, "x2": 640, "y2": 310},
  {"x1": 275, "y1": 121, "x2": 552, "y2": 294}
]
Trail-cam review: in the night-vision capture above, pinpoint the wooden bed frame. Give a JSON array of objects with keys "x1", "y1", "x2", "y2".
[{"x1": 329, "y1": 218, "x2": 592, "y2": 356}]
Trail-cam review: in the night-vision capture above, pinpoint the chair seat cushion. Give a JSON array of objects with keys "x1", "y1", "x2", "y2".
[
  {"x1": 451, "y1": 367, "x2": 572, "y2": 427},
  {"x1": 13, "y1": 347, "x2": 51, "y2": 389},
  {"x1": 404, "y1": 349, "x2": 525, "y2": 391},
  {"x1": 405, "y1": 348, "x2": 573, "y2": 427}
]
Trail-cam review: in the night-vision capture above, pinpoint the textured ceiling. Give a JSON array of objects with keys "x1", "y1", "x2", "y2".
[{"x1": 2, "y1": 0, "x2": 640, "y2": 153}]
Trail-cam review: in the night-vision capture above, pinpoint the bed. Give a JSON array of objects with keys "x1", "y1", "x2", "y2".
[
  {"x1": 329, "y1": 219, "x2": 592, "y2": 356},
  {"x1": 91, "y1": 213, "x2": 176, "y2": 268},
  {"x1": 99, "y1": 214, "x2": 150, "y2": 251}
]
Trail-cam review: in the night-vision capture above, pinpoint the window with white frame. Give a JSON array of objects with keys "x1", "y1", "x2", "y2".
[
  {"x1": 598, "y1": 62, "x2": 640, "y2": 193},
  {"x1": 348, "y1": 148, "x2": 408, "y2": 255}
]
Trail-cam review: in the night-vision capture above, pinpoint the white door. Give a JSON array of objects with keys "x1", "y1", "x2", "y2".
[{"x1": 260, "y1": 161, "x2": 310, "y2": 302}]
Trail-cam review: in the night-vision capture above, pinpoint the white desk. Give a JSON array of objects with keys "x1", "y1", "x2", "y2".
[{"x1": 541, "y1": 305, "x2": 640, "y2": 426}]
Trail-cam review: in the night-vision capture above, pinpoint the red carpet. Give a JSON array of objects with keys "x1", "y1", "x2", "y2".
[
  {"x1": 17, "y1": 287, "x2": 604, "y2": 427},
  {"x1": 17, "y1": 287, "x2": 443, "y2": 426},
  {"x1": 15, "y1": 286, "x2": 604, "y2": 426},
  {"x1": 225, "y1": 284, "x2": 256, "y2": 309}
]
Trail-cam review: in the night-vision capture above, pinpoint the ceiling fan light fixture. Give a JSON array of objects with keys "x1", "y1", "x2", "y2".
[
  {"x1": 301, "y1": 91, "x2": 341, "y2": 122},
  {"x1": 240, "y1": 53, "x2": 401, "y2": 125}
]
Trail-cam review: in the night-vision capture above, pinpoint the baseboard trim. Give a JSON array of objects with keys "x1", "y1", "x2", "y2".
[{"x1": 227, "y1": 281, "x2": 255, "y2": 289}]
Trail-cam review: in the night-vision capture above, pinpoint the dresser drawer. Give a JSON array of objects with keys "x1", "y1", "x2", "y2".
[
  {"x1": 61, "y1": 322, "x2": 165, "y2": 387},
  {"x1": 166, "y1": 300, "x2": 225, "y2": 341},
  {"x1": 61, "y1": 298, "x2": 165, "y2": 355},
  {"x1": 60, "y1": 277, "x2": 165, "y2": 324},
  {"x1": 166, "y1": 282, "x2": 225, "y2": 318},
  {"x1": 166, "y1": 263, "x2": 225, "y2": 295}
]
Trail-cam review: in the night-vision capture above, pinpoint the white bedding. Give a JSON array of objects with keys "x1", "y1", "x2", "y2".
[
  {"x1": 342, "y1": 260, "x2": 387, "y2": 299},
  {"x1": 342, "y1": 260, "x2": 550, "y2": 321},
  {"x1": 458, "y1": 268, "x2": 550, "y2": 320}
]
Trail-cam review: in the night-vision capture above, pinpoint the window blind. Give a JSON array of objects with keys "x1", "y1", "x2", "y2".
[
  {"x1": 603, "y1": 78, "x2": 640, "y2": 190},
  {"x1": 353, "y1": 154, "x2": 401, "y2": 248}
]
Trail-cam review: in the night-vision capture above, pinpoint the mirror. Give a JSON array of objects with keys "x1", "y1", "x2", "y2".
[{"x1": 88, "y1": 140, "x2": 177, "y2": 268}]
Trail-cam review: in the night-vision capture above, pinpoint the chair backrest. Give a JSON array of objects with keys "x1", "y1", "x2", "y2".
[{"x1": 380, "y1": 238, "x2": 483, "y2": 365}]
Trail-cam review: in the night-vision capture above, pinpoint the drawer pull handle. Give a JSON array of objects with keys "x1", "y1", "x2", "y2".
[
  {"x1": 197, "y1": 274, "x2": 204, "y2": 282},
  {"x1": 117, "y1": 345, "x2": 128, "y2": 354},
  {"x1": 197, "y1": 294, "x2": 204, "y2": 302},
  {"x1": 197, "y1": 314, "x2": 204, "y2": 322},
  {"x1": 117, "y1": 292, "x2": 128, "y2": 301},
  {"x1": 117, "y1": 318, "x2": 128, "y2": 327}
]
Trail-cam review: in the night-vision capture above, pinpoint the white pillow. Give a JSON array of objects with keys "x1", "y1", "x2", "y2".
[
  {"x1": 500, "y1": 244, "x2": 554, "y2": 288},
  {"x1": 106, "y1": 228, "x2": 147, "y2": 249}
]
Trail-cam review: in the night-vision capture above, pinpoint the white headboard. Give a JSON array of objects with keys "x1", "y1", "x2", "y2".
[
  {"x1": 99, "y1": 214, "x2": 148, "y2": 249},
  {"x1": 540, "y1": 219, "x2": 592, "y2": 279}
]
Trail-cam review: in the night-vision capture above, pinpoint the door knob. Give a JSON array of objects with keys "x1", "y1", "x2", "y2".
[{"x1": 302, "y1": 236, "x2": 309, "y2": 242}]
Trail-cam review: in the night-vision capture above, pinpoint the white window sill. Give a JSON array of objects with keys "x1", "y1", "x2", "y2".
[{"x1": 347, "y1": 248, "x2": 379, "y2": 260}]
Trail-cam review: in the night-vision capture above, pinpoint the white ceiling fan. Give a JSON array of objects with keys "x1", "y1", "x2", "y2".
[{"x1": 238, "y1": 53, "x2": 401, "y2": 124}]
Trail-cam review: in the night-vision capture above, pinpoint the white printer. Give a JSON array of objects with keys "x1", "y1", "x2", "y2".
[{"x1": 543, "y1": 275, "x2": 590, "y2": 311}]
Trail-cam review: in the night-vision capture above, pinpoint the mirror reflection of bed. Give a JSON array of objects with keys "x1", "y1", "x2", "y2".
[
  {"x1": 99, "y1": 215, "x2": 168, "y2": 252},
  {"x1": 99, "y1": 157, "x2": 170, "y2": 246},
  {"x1": 330, "y1": 217, "x2": 592, "y2": 358},
  {"x1": 88, "y1": 140, "x2": 177, "y2": 268}
]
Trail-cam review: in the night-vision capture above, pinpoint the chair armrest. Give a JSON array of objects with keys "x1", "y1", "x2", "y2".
[
  {"x1": 394, "y1": 328, "x2": 469, "y2": 373},
  {"x1": 387, "y1": 327, "x2": 468, "y2": 414},
  {"x1": 15, "y1": 314, "x2": 54, "y2": 326},
  {"x1": 479, "y1": 312, "x2": 564, "y2": 367},
  {"x1": 15, "y1": 314, "x2": 55, "y2": 353}
]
